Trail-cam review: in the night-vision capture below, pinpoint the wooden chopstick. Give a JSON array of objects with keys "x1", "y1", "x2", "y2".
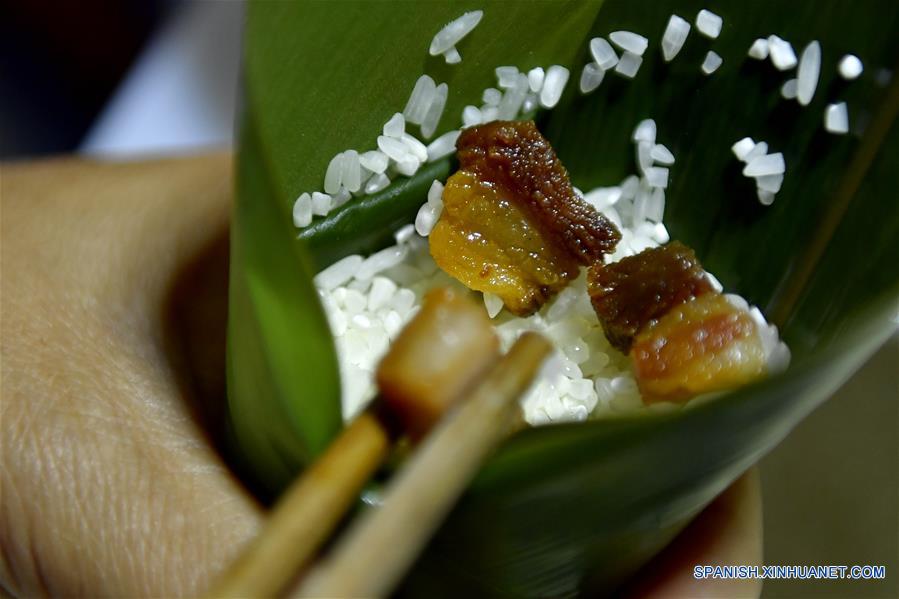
[
  {"x1": 205, "y1": 411, "x2": 392, "y2": 598},
  {"x1": 293, "y1": 332, "x2": 552, "y2": 598}
]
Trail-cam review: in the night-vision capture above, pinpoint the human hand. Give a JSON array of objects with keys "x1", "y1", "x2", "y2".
[
  {"x1": 1, "y1": 154, "x2": 261, "y2": 597},
  {"x1": 0, "y1": 154, "x2": 760, "y2": 597}
]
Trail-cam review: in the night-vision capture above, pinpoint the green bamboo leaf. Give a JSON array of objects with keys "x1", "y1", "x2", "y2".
[{"x1": 230, "y1": 0, "x2": 899, "y2": 593}]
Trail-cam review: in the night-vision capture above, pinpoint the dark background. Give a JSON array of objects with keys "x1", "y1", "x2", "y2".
[{"x1": 0, "y1": 0, "x2": 175, "y2": 158}]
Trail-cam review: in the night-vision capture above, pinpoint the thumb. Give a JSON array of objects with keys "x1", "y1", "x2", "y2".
[{"x1": 2, "y1": 153, "x2": 262, "y2": 597}]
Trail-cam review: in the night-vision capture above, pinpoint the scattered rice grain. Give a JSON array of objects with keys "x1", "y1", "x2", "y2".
[
  {"x1": 743, "y1": 152, "x2": 785, "y2": 177},
  {"x1": 383, "y1": 113, "x2": 405, "y2": 138},
  {"x1": 420, "y1": 82, "x2": 448, "y2": 139},
  {"x1": 796, "y1": 41, "x2": 821, "y2": 106},
  {"x1": 838, "y1": 54, "x2": 863, "y2": 80},
  {"x1": 314, "y1": 255, "x2": 363, "y2": 290},
  {"x1": 824, "y1": 102, "x2": 849, "y2": 134},
  {"x1": 701, "y1": 50, "x2": 723, "y2": 75},
  {"x1": 768, "y1": 35, "x2": 798, "y2": 70},
  {"x1": 404, "y1": 75, "x2": 437, "y2": 125},
  {"x1": 780, "y1": 78, "x2": 798, "y2": 99},
  {"x1": 293, "y1": 192, "x2": 313, "y2": 227},
  {"x1": 615, "y1": 51, "x2": 643, "y2": 78},
  {"x1": 579, "y1": 62, "x2": 605, "y2": 93},
  {"x1": 527, "y1": 67, "x2": 545, "y2": 92},
  {"x1": 443, "y1": 47, "x2": 462, "y2": 64},
  {"x1": 589, "y1": 37, "x2": 619, "y2": 70},
  {"x1": 696, "y1": 9, "x2": 723, "y2": 39},
  {"x1": 360, "y1": 150, "x2": 389, "y2": 174},
  {"x1": 429, "y1": 10, "x2": 483, "y2": 56},
  {"x1": 748, "y1": 38, "x2": 769, "y2": 59},
  {"x1": 364, "y1": 172, "x2": 391, "y2": 194},
  {"x1": 311, "y1": 191, "x2": 331, "y2": 216},
  {"x1": 540, "y1": 65, "x2": 570, "y2": 108},
  {"x1": 661, "y1": 14, "x2": 690, "y2": 61},
  {"x1": 426, "y1": 130, "x2": 461, "y2": 162}
]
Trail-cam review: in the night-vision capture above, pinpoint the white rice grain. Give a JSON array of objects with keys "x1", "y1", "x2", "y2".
[
  {"x1": 838, "y1": 54, "x2": 863, "y2": 80},
  {"x1": 404, "y1": 75, "x2": 437, "y2": 125},
  {"x1": 367, "y1": 277, "x2": 398, "y2": 312},
  {"x1": 482, "y1": 87, "x2": 502, "y2": 106},
  {"x1": 696, "y1": 9, "x2": 723, "y2": 39},
  {"x1": 797, "y1": 41, "x2": 821, "y2": 106},
  {"x1": 401, "y1": 133, "x2": 429, "y2": 162},
  {"x1": 462, "y1": 105, "x2": 483, "y2": 127},
  {"x1": 731, "y1": 137, "x2": 756, "y2": 161},
  {"x1": 420, "y1": 83, "x2": 448, "y2": 139},
  {"x1": 661, "y1": 14, "x2": 690, "y2": 61},
  {"x1": 584, "y1": 187, "x2": 621, "y2": 211},
  {"x1": 615, "y1": 51, "x2": 643, "y2": 78},
  {"x1": 650, "y1": 143, "x2": 675, "y2": 164},
  {"x1": 825, "y1": 102, "x2": 849, "y2": 134},
  {"x1": 426, "y1": 130, "x2": 461, "y2": 162},
  {"x1": 429, "y1": 10, "x2": 483, "y2": 56},
  {"x1": 427, "y1": 179, "x2": 444, "y2": 209},
  {"x1": 579, "y1": 62, "x2": 605, "y2": 93},
  {"x1": 645, "y1": 166, "x2": 669, "y2": 189},
  {"x1": 743, "y1": 141, "x2": 768, "y2": 162},
  {"x1": 589, "y1": 37, "x2": 619, "y2": 70},
  {"x1": 293, "y1": 192, "x2": 313, "y2": 227},
  {"x1": 415, "y1": 203, "x2": 439, "y2": 236},
  {"x1": 365, "y1": 173, "x2": 390, "y2": 194},
  {"x1": 383, "y1": 112, "x2": 405, "y2": 138},
  {"x1": 315, "y1": 255, "x2": 363, "y2": 290},
  {"x1": 497, "y1": 73, "x2": 529, "y2": 118},
  {"x1": 636, "y1": 141, "x2": 653, "y2": 174},
  {"x1": 394, "y1": 224, "x2": 416, "y2": 245},
  {"x1": 757, "y1": 188, "x2": 776, "y2": 205},
  {"x1": 632, "y1": 118, "x2": 657, "y2": 143},
  {"x1": 341, "y1": 150, "x2": 362, "y2": 193},
  {"x1": 427, "y1": 130, "x2": 461, "y2": 162},
  {"x1": 527, "y1": 67, "x2": 545, "y2": 93},
  {"x1": 609, "y1": 31, "x2": 648, "y2": 56},
  {"x1": 743, "y1": 152, "x2": 785, "y2": 177},
  {"x1": 701, "y1": 51, "x2": 723, "y2": 75},
  {"x1": 620, "y1": 174, "x2": 640, "y2": 199},
  {"x1": 756, "y1": 173, "x2": 784, "y2": 193},
  {"x1": 540, "y1": 65, "x2": 570, "y2": 108},
  {"x1": 332, "y1": 186, "x2": 352, "y2": 208},
  {"x1": 360, "y1": 150, "x2": 389, "y2": 174},
  {"x1": 496, "y1": 66, "x2": 520, "y2": 88},
  {"x1": 748, "y1": 38, "x2": 769, "y2": 60},
  {"x1": 768, "y1": 35, "x2": 798, "y2": 70},
  {"x1": 780, "y1": 78, "x2": 798, "y2": 100},
  {"x1": 377, "y1": 135, "x2": 409, "y2": 162},
  {"x1": 324, "y1": 153, "x2": 344, "y2": 194},
  {"x1": 705, "y1": 271, "x2": 724, "y2": 292},
  {"x1": 356, "y1": 245, "x2": 408, "y2": 281},
  {"x1": 311, "y1": 191, "x2": 332, "y2": 216},
  {"x1": 647, "y1": 187, "x2": 666, "y2": 222},
  {"x1": 483, "y1": 292, "x2": 504, "y2": 318},
  {"x1": 442, "y1": 47, "x2": 462, "y2": 64},
  {"x1": 394, "y1": 156, "x2": 421, "y2": 177}
]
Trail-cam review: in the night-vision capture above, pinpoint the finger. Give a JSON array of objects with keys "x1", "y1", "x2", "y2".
[
  {"x1": 625, "y1": 468, "x2": 763, "y2": 599},
  {"x1": 2, "y1": 154, "x2": 262, "y2": 597},
  {"x1": 3, "y1": 153, "x2": 232, "y2": 311}
]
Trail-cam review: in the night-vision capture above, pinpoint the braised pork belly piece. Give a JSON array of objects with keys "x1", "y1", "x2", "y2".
[
  {"x1": 429, "y1": 120, "x2": 620, "y2": 315},
  {"x1": 630, "y1": 293, "x2": 768, "y2": 403},
  {"x1": 589, "y1": 242, "x2": 773, "y2": 403},
  {"x1": 587, "y1": 242, "x2": 715, "y2": 353}
]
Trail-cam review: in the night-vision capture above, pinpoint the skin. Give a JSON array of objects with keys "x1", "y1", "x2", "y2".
[{"x1": 0, "y1": 154, "x2": 761, "y2": 597}]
